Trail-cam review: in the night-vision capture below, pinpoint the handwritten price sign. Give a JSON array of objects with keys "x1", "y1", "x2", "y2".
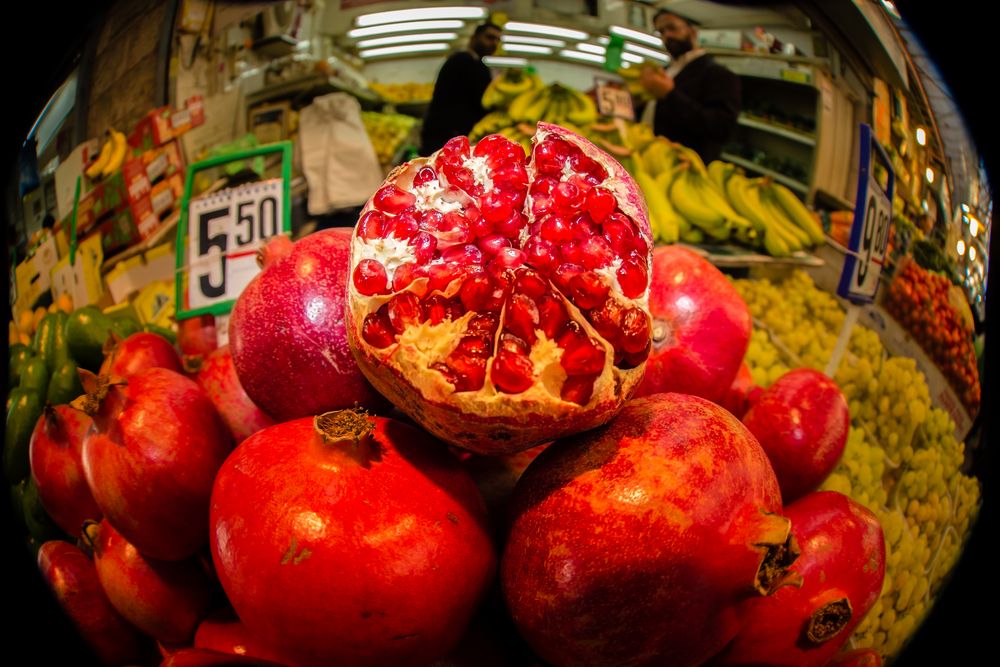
[{"x1": 595, "y1": 81, "x2": 635, "y2": 121}]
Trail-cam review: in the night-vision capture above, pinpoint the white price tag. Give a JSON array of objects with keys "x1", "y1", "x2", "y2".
[
  {"x1": 595, "y1": 81, "x2": 635, "y2": 121},
  {"x1": 187, "y1": 179, "x2": 283, "y2": 311}
]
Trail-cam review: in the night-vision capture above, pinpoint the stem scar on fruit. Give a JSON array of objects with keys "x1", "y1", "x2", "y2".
[
  {"x1": 314, "y1": 409, "x2": 381, "y2": 467},
  {"x1": 805, "y1": 598, "x2": 852, "y2": 643}
]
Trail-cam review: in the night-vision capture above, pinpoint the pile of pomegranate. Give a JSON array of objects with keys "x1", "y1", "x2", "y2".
[{"x1": 24, "y1": 125, "x2": 887, "y2": 667}]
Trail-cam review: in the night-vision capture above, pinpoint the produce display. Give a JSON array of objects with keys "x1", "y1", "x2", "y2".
[
  {"x1": 481, "y1": 68, "x2": 543, "y2": 110},
  {"x1": 883, "y1": 259, "x2": 980, "y2": 414},
  {"x1": 361, "y1": 110, "x2": 418, "y2": 169},
  {"x1": 368, "y1": 81, "x2": 434, "y2": 103}
]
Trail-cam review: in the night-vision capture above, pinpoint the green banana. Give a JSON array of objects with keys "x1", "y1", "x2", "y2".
[{"x1": 769, "y1": 181, "x2": 825, "y2": 245}]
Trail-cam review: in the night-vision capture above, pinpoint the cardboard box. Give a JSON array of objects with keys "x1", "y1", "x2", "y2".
[
  {"x1": 50, "y1": 233, "x2": 105, "y2": 308},
  {"x1": 129, "y1": 98, "x2": 206, "y2": 152},
  {"x1": 13, "y1": 236, "x2": 60, "y2": 316},
  {"x1": 104, "y1": 242, "x2": 176, "y2": 303},
  {"x1": 90, "y1": 208, "x2": 142, "y2": 257},
  {"x1": 54, "y1": 139, "x2": 98, "y2": 220}
]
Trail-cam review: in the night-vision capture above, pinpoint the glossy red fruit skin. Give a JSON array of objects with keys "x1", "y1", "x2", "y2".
[
  {"x1": 230, "y1": 229, "x2": 387, "y2": 422},
  {"x1": 81, "y1": 368, "x2": 233, "y2": 561},
  {"x1": 90, "y1": 519, "x2": 216, "y2": 644},
  {"x1": 195, "y1": 346, "x2": 276, "y2": 444},
  {"x1": 29, "y1": 405, "x2": 101, "y2": 536},
  {"x1": 101, "y1": 331, "x2": 184, "y2": 378},
  {"x1": 717, "y1": 361, "x2": 761, "y2": 420},
  {"x1": 179, "y1": 314, "x2": 219, "y2": 358},
  {"x1": 195, "y1": 607, "x2": 293, "y2": 664},
  {"x1": 501, "y1": 394, "x2": 792, "y2": 667},
  {"x1": 741, "y1": 368, "x2": 850, "y2": 503},
  {"x1": 159, "y1": 648, "x2": 290, "y2": 667},
  {"x1": 710, "y1": 491, "x2": 886, "y2": 667},
  {"x1": 826, "y1": 648, "x2": 883, "y2": 667},
  {"x1": 210, "y1": 415, "x2": 496, "y2": 667},
  {"x1": 636, "y1": 246, "x2": 751, "y2": 404},
  {"x1": 37, "y1": 540, "x2": 147, "y2": 667}
]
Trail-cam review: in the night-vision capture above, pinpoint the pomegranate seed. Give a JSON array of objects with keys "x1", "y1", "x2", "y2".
[
  {"x1": 487, "y1": 248, "x2": 527, "y2": 281},
  {"x1": 466, "y1": 312, "x2": 499, "y2": 338},
  {"x1": 560, "y1": 240, "x2": 583, "y2": 265},
  {"x1": 412, "y1": 232, "x2": 437, "y2": 264},
  {"x1": 569, "y1": 271, "x2": 610, "y2": 310},
  {"x1": 474, "y1": 134, "x2": 522, "y2": 165},
  {"x1": 581, "y1": 236, "x2": 615, "y2": 269},
  {"x1": 357, "y1": 210, "x2": 387, "y2": 240},
  {"x1": 571, "y1": 213, "x2": 600, "y2": 240},
  {"x1": 565, "y1": 173, "x2": 594, "y2": 198},
  {"x1": 540, "y1": 215, "x2": 575, "y2": 244},
  {"x1": 491, "y1": 349, "x2": 535, "y2": 394},
  {"x1": 494, "y1": 162, "x2": 529, "y2": 193},
  {"x1": 362, "y1": 309, "x2": 396, "y2": 348},
  {"x1": 586, "y1": 188, "x2": 616, "y2": 224},
  {"x1": 423, "y1": 294, "x2": 453, "y2": 325},
  {"x1": 373, "y1": 184, "x2": 416, "y2": 214},
  {"x1": 387, "y1": 292, "x2": 423, "y2": 332},
  {"x1": 552, "y1": 263, "x2": 584, "y2": 294},
  {"x1": 524, "y1": 238, "x2": 559, "y2": 273},
  {"x1": 437, "y1": 212, "x2": 473, "y2": 245},
  {"x1": 413, "y1": 165, "x2": 437, "y2": 186},
  {"x1": 460, "y1": 273, "x2": 495, "y2": 311},
  {"x1": 427, "y1": 262, "x2": 464, "y2": 293},
  {"x1": 388, "y1": 210, "x2": 420, "y2": 240},
  {"x1": 552, "y1": 181, "x2": 581, "y2": 214},
  {"x1": 499, "y1": 333, "x2": 531, "y2": 356},
  {"x1": 603, "y1": 213, "x2": 638, "y2": 254},
  {"x1": 421, "y1": 210, "x2": 444, "y2": 232},
  {"x1": 559, "y1": 326, "x2": 606, "y2": 376},
  {"x1": 470, "y1": 213, "x2": 494, "y2": 239},
  {"x1": 620, "y1": 308, "x2": 651, "y2": 354},
  {"x1": 481, "y1": 190, "x2": 515, "y2": 224},
  {"x1": 479, "y1": 233, "x2": 512, "y2": 256},
  {"x1": 441, "y1": 136, "x2": 471, "y2": 159},
  {"x1": 569, "y1": 153, "x2": 608, "y2": 182},
  {"x1": 513, "y1": 268, "x2": 549, "y2": 299},
  {"x1": 529, "y1": 176, "x2": 557, "y2": 197},
  {"x1": 588, "y1": 297, "x2": 624, "y2": 341},
  {"x1": 617, "y1": 258, "x2": 648, "y2": 298},
  {"x1": 442, "y1": 244, "x2": 484, "y2": 266},
  {"x1": 620, "y1": 340, "x2": 651, "y2": 369},
  {"x1": 352, "y1": 259, "x2": 388, "y2": 296},
  {"x1": 456, "y1": 336, "x2": 490, "y2": 359},
  {"x1": 445, "y1": 352, "x2": 487, "y2": 392},
  {"x1": 431, "y1": 362, "x2": 459, "y2": 387},
  {"x1": 531, "y1": 193, "x2": 553, "y2": 217},
  {"x1": 537, "y1": 294, "x2": 569, "y2": 340},
  {"x1": 506, "y1": 293, "x2": 540, "y2": 345},
  {"x1": 534, "y1": 139, "x2": 571, "y2": 176},
  {"x1": 561, "y1": 374, "x2": 597, "y2": 405},
  {"x1": 393, "y1": 262, "x2": 426, "y2": 294},
  {"x1": 443, "y1": 163, "x2": 478, "y2": 196},
  {"x1": 494, "y1": 210, "x2": 525, "y2": 238}
]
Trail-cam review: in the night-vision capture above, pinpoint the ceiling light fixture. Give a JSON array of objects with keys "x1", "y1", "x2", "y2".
[
  {"x1": 610, "y1": 25, "x2": 662, "y2": 48},
  {"x1": 356, "y1": 32, "x2": 458, "y2": 49},
  {"x1": 483, "y1": 56, "x2": 530, "y2": 67},
  {"x1": 505, "y1": 21, "x2": 588, "y2": 41},
  {"x1": 501, "y1": 44, "x2": 553, "y2": 55},
  {"x1": 347, "y1": 20, "x2": 465, "y2": 39},
  {"x1": 355, "y1": 6, "x2": 485, "y2": 27},
  {"x1": 502, "y1": 35, "x2": 566, "y2": 47},
  {"x1": 559, "y1": 49, "x2": 605, "y2": 64},
  {"x1": 624, "y1": 43, "x2": 669, "y2": 63},
  {"x1": 359, "y1": 43, "x2": 450, "y2": 59}
]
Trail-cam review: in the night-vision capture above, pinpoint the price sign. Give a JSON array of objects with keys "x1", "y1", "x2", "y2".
[
  {"x1": 176, "y1": 141, "x2": 293, "y2": 320},
  {"x1": 595, "y1": 80, "x2": 635, "y2": 121},
  {"x1": 837, "y1": 124, "x2": 894, "y2": 304}
]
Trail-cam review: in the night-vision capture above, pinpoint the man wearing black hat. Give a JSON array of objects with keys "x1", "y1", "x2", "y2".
[
  {"x1": 420, "y1": 22, "x2": 503, "y2": 156},
  {"x1": 639, "y1": 9, "x2": 740, "y2": 164}
]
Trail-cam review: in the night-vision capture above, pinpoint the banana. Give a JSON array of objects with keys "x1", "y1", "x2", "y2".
[
  {"x1": 725, "y1": 172, "x2": 771, "y2": 233},
  {"x1": 522, "y1": 88, "x2": 552, "y2": 124},
  {"x1": 671, "y1": 142, "x2": 707, "y2": 175},
  {"x1": 566, "y1": 89, "x2": 598, "y2": 126},
  {"x1": 679, "y1": 226, "x2": 705, "y2": 244},
  {"x1": 635, "y1": 167, "x2": 679, "y2": 244},
  {"x1": 769, "y1": 181, "x2": 825, "y2": 245},
  {"x1": 85, "y1": 133, "x2": 114, "y2": 180},
  {"x1": 102, "y1": 129, "x2": 127, "y2": 177},
  {"x1": 688, "y1": 169, "x2": 753, "y2": 228},
  {"x1": 669, "y1": 167, "x2": 729, "y2": 240},
  {"x1": 758, "y1": 183, "x2": 812, "y2": 249},
  {"x1": 750, "y1": 180, "x2": 805, "y2": 253},
  {"x1": 507, "y1": 88, "x2": 539, "y2": 122},
  {"x1": 641, "y1": 139, "x2": 676, "y2": 178},
  {"x1": 707, "y1": 160, "x2": 734, "y2": 193}
]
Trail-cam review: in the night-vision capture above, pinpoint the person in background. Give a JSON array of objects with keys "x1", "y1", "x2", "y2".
[
  {"x1": 420, "y1": 22, "x2": 502, "y2": 156},
  {"x1": 638, "y1": 9, "x2": 741, "y2": 164}
]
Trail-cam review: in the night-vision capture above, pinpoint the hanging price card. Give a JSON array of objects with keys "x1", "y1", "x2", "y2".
[
  {"x1": 595, "y1": 80, "x2": 635, "y2": 121},
  {"x1": 837, "y1": 124, "x2": 894, "y2": 304}
]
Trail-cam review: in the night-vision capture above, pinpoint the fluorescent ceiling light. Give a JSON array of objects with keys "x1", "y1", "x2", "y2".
[
  {"x1": 610, "y1": 25, "x2": 662, "y2": 48},
  {"x1": 597, "y1": 36, "x2": 610, "y2": 45},
  {"x1": 575, "y1": 43, "x2": 606, "y2": 55},
  {"x1": 347, "y1": 20, "x2": 464, "y2": 39},
  {"x1": 969, "y1": 246, "x2": 977, "y2": 261},
  {"x1": 624, "y1": 43, "x2": 669, "y2": 63},
  {"x1": 957, "y1": 240, "x2": 966, "y2": 256},
  {"x1": 355, "y1": 6, "x2": 485, "y2": 27},
  {"x1": 559, "y1": 49, "x2": 605, "y2": 64},
  {"x1": 621, "y1": 52, "x2": 643, "y2": 64},
  {"x1": 356, "y1": 32, "x2": 458, "y2": 49},
  {"x1": 915, "y1": 127, "x2": 927, "y2": 146},
  {"x1": 359, "y1": 43, "x2": 450, "y2": 59},
  {"x1": 506, "y1": 21, "x2": 588, "y2": 41},
  {"x1": 483, "y1": 56, "x2": 529, "y2": 67},
  {"x1": 962, "y1": 203, "x2": 970, "y2": 212},
  {"x1": 502, "y1": 35, "x2": 565, "y2": 47},
  {"x1": 925, "y1": 167, "x2": 934, "y2": 183},
  {"x1": 503, "y1": 44, "x2": 553, "y2": 55},
  {"x1": 971, "y1": 217, "x2": 980, "y2": 237}
]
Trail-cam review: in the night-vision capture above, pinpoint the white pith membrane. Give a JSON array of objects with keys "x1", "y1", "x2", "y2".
[{"x1": 349, "y1": 123, "x2": 652, "y2": 427}]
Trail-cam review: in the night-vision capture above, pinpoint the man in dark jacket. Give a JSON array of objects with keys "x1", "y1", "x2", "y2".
[
  {"x1": 639, "y1": 10, "x2": 740, "y2": 164},
  {"x1": 420, "y1": 22, "x2": 502, "y2": 155}
]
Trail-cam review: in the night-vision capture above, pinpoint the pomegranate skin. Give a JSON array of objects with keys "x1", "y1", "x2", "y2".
[
  {"x1": 80, "y1": 368, "x2": 233, "y2": 561},
  {"x1": 210, "y1": 414, "x2": 496, "y2": 667},
  {"x1": 29, "y1": 405, "x2": 102, "y2": 536},
  {"x1": 826, "y1": 648, "x2": 883, "y2": 667},
  {"x1": 195, "y1": 607, "x2": 293, "y2": 664},
  {"x1": 501, "y1": 393, "x2": 792, "y2": 667},
  {"x1": 636, "y1": 246, "x2": 751, "y2": 404},
  {"x1": 717, "y1": 361, "x2": 761, "y2": 420},
  {"x1": 178, "y1": 314, "x2": 219, "y2": 358},
  {"x1": 160, "y1": 648, "x2": 290, "y2": 667},
  {"x1": 37, "y1": 540, "x2": 148, "y2": 666},
  {"x1": 230, "y1": 229, "x2": 387, "y2": 422},
  {"x1": 710, "y1": 491, "x2": 886, "y2": 667},
  {"x1": 195, "y1": 346, "x2": 276, "y2": 444},
  {"x1": 101, "y1": 331, "x2": 184, "y2": 378},
  {"x1": 741, "y1": 368, "x2": 850, "y2": 502},
  {"x1": 89, "y1": 519, "x2": 216, "y2": 645}
]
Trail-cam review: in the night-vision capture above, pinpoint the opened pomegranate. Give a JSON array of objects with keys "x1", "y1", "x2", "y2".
[
  {"x1": 195, "y1": 346, "x2": 275, "y2": 444},
  {"x1": 741, "y1": 368, "x2": 849, "y2": 503},
  {"x1": 85, "y1": 519, "x2": 216, "y2": 645},
  {"x1": 501, "y1": 394, "x2": 798, "y2": 667},
  {"x1": 710, "y1": 491, "x2": 885, "y2": 667},
  {"x1": 210, "y1": 410, "x2": 495, "y2": 666},
  {"x1": 230, "y1": 229, "x2": 387, "y2": 422},
  {"x1": 73, "y1": 368, "x2": 232, "y2": 561},
  {"x1": 29, "y1": 405, "x2": 101, "y2": 536},
  {"x1": 635, "y1": 245, "x2": 751, "y2": 404},
  {"x1": 347, "y1": 123, "x2": 653, "y2": 454},
  {"x1": 100, "y1": 331, "x2": 183, "y2": 378}
]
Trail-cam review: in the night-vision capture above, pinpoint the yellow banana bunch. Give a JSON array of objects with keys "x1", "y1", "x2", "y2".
[
  {"x1": 508, "y1": 84, "x2": 598, "y2": 128},
  {"x1": 624, "y1": 122, "x2": 655, "y2": 153},
  {"x1": 85, "y1": 131, "x2": 115, "y2": 180},
  {"x1": 707, "y1": 160, "x2": 736, "y2": 193},
  {"x1": 723, "y1": 172, "x2": 799, "y2": 256},
  {"x1": 640, "y1": 139, "x2": 677, "y2": 178},
  {"x1": 508, "y1": 87, "x2": 550, "y2": 124},
  {"x1": 470, "y1": 111, "x2": 514, "y2": 142},
  {"x1": 668, "y1": 165, "x2": 730, "y2": 241},
  {"x1": 767, "y1": 180, "x2": 826, "y2": 245},
  {"x1": 564, "y1": 87, "x2": 598, "y2": 126},
  {"x1": 632, "y1": 154, "x2": 680, "y2": 244},
  {"x1": 102, "y1": 129, "x2": 128, "y2": 177},
  {"x1": 482, "y1": 69, "x2": 543, "y2": 110},
  {"x1": 671, "y1": 142, "x2": 707, "y2": 175},
  {"x1": 757, "y1": 183, "x2": 813, "y2": 249}
]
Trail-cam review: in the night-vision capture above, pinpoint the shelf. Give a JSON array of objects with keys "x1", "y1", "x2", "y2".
[
  {"x1": 721, "y1": 153, "x2": 809, "y2": 194},
  {"x1": 677, "y1": 242, "x2": 824, "y2": 268},
  {"x1": 704, "y1": 48, "x2": 827, "y2": 67},
  {"x1": 738, "y1": 114, "x2": 815, "y2": 145},
  {"x1": 245, "y1": 73, "x2": 381, "y2": 109}
]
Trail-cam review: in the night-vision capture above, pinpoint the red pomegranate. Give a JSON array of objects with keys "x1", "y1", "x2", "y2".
[
  {"x1": 195, "y1": 346, "x2": 275, "y2": 444},
  {"x1": 635, "y1": 245, "x2": 751, "y2": 404},
  {"x1": 73, "y1": 368, "x2": 232, "y2": 561},
  {"x1": 710, "y1": 491, "x2": 886, "y2": 667},
  {"x1": 160, "y1": 648, "x2": 290, "y2": 667},
  {"x1": 29, "y1": 405, "x2": 101, "y2": 536},
  {"x1": 195, "y1": 607, "x2": 292, "y2": 664},
  {"x1": 37, "y1": 540, "x2": 148, "y2": 666},
  {"x1": 501, "y1": 394, "x2": 798, "y2": 667},
  {"x1": 347, "y1": 123, "x2": 653, "y2": 454},
  {"x1": 178, "y1": 314, "x2": 219, "y2": 358},
  {"x1": 229, "y1": 229, "x2": 387, "y2": 422},
  {"x1": 210, "y1": 410, "x2": 496, "y2": 667},
  {"x1": 718, "y1": 361, "x2": 761, "y2": 419},
  {"x1": 741, "y1": 368, "x2": 850, "y2": 502},
  {"x1": 100, "y1": 331, "x2": 184, "y2": 378},
  {"x1": 826, "y1": 648, "x2": 883, "y2": 667},
  {"x1": 86, "y1": 519, "x2": 216, "y2": 644}
]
